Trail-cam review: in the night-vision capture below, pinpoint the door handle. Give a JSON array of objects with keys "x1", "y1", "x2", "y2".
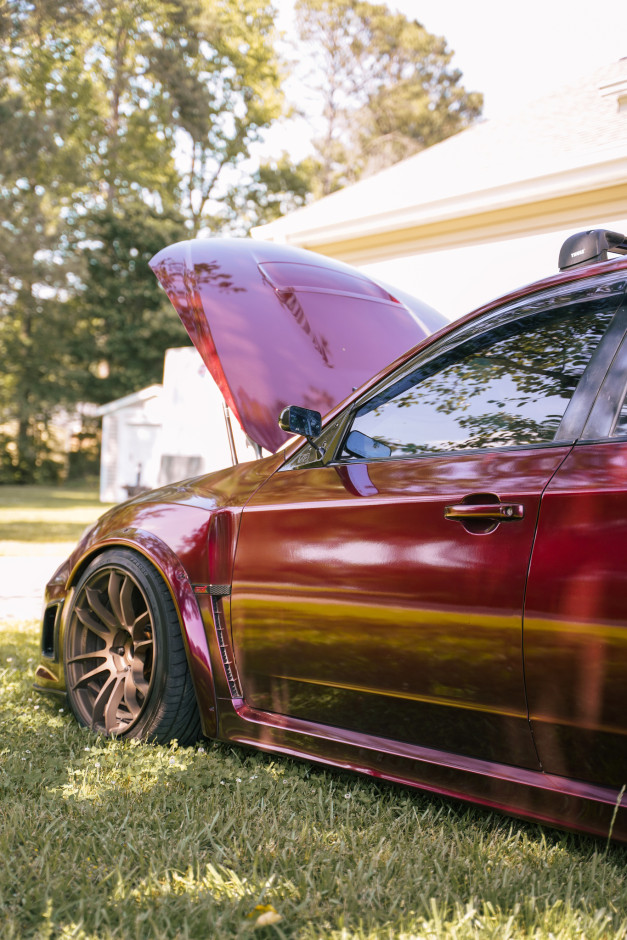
[{"x1": 444, "y1": 502, "x2": 524, "y2": 522}]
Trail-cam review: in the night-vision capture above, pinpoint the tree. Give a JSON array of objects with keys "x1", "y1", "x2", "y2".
[
  {"x1": 145, "y1": 0, "x2": 285, "y2": 233},
  {"x1": 294, "y1": 0, "x2": 483, "y2": 194},
  {"x1": 70, "y1": 203, "x2": 189, "y2": 406},
  {"x1": 223, "y1": 153, "x2": 318, "y2": 231},
  {"x1": 0, "y1": 0, "x2": 484, "y2": 481},
  {"x1": 71, "y1": 0, "x2": 287, "y2": 397},
  {"x1": 0, "y1": 0, "x2": 94, "y2": 480},
  {"x1": 0, "y1": 0, "x2": 286, "y2": 480}
]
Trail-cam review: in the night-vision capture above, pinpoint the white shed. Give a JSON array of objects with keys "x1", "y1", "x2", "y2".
[
  {"x1": 97, "y1": 347, "x2": 261, "y2": 503},
  {"x1": 97, "y1": 386, "x2": 164, "y2": 503},
  {"x1": 156, "y1": 346, "x2": 259, "y2": 487}
]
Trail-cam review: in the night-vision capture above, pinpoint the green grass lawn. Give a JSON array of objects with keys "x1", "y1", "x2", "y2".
[
  {"x1": 1, "y1": 619, "x2": 627, "y2": 939},
  {"x1": 0, "y1": 483, "x2": 113, "y2": 547}
]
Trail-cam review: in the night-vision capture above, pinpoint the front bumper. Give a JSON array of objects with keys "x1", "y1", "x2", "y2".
[{"x1": 33, "y1": 559, "x2": 71, "y2": 695}]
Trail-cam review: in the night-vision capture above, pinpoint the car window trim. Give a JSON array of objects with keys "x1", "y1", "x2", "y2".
[
  {"x1": 555, "y1": 296, "x2": 627, "y2": 441},
  {"x1": 581, "y1": 298, "x2": 627, "y2": 440}
]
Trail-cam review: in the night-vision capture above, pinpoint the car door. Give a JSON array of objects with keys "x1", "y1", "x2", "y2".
[
  {"x1": 524, "y1": 292, "x2": 627, "y2": 786},
  {"x1": 230, "y1": 280, "x2": 624, "y2": 768}
]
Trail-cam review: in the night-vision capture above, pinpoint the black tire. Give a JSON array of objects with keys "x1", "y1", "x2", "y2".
[{"x1": 64, "y1": 548, "x2": 201, "y2": 744}]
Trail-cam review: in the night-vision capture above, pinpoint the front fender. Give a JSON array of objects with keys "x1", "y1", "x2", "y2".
[
  {"x1": 37, "y1": 527, "x2": 218, "y2": 738},
  {"x1": 35, "y1": 458, "x2": 284, "y2": 732}
]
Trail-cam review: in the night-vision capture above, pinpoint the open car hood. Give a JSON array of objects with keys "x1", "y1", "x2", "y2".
[{"x1": 150, "y1": 238, "x2": 444, "y2": 453}]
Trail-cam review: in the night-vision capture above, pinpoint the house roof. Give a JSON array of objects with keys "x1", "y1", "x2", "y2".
[
  {"x1": 253, "y1": 60, "x2": 627, "y2": 265},
  {"x1": 96, "y1": 385, "x2": 163, "y2": 417}
]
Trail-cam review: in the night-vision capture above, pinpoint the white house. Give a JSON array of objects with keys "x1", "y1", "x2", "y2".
[{"x1": 253, "y1": 60, "x2": 627, "y2": 319}]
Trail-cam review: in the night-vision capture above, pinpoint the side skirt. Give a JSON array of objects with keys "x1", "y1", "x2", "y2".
[{"x1": 217, "y1": 699, "x2": 626, "y2": 842}]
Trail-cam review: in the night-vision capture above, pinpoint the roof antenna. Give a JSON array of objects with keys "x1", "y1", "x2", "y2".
[{"x1": 558, "y1": 229, "x2": 627, "y2": 270}]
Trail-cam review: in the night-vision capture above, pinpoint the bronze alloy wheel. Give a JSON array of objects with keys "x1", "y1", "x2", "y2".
[{"x1": 64, "y1": 549, "x2": 201, "y2": 743}]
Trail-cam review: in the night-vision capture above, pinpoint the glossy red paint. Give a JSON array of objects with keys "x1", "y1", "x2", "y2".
[
  {"x1": 149, "y1": 239, "x2": 443, "y2": 452},
  {"x1": 34, "y1": 456, "x2": 283, "y2": 730},
  {"x1": 230, "y1": 448, "x2": 574, "y2": 768},
  {"x1": 36, "y1": 238, "x2": 627, "y2": 842},
  {"x1": 268, "y1": 261, "x2": 627, "y2": 470},
  {"x1": 525, "y1": 440, "x2": 627, "y2": 788}
]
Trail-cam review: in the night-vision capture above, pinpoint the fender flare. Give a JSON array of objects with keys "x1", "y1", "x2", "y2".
[{"x1": 67, "y1": 529, "x2": 218, "y2": 738}]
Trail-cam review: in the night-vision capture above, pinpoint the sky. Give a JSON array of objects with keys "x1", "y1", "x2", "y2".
[
  {"x1": 272, "y1": 0, "x2": 627, "y2": 152},
  {"x1": 388, "y1": 1, "x2": 627, "y2": 119}
]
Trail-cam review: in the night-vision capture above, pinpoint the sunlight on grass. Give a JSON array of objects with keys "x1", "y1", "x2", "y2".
[
  {"x1": 0, "y1": 484, "x2": 114, "y2": 544},
  {"x1": 1, "y1": 619, "x2": 627, "y2": 939},
  {"x1": 114, "y1": 863, "x2": 298, "y2": 906}
]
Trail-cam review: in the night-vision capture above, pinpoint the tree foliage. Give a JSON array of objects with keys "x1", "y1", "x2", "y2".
[
  {"x1": 225, "y1": 154, "x2": 318, "y2": 231},
  {"x1": 295, "y1": 0, "x2": 483, "y2": 194},
  {"x1": 0, "y1": 0, "x2": 92, "y2": 480},
  {"x1": 69, "y1": 204, "x2": 189, "y2": 405},
  {"x1": 165, "y1": 0, "x2": 284, "y2": 233},
  {"x1": 0, "y1": 0, "x2": 283, "y2": 480}
]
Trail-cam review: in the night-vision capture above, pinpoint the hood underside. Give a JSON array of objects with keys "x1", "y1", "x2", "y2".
[{"x1": 150, "y1": 238, "x2": 444, "y2": 453}]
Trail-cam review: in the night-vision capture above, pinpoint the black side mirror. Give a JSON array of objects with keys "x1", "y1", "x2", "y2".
[{"x1": 278, "y1": 405, "x2": 322, "y2": 439}]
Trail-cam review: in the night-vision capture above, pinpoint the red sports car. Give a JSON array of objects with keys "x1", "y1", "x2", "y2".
[{"x1": 36, "y1": 229, "x2": 627, "y2": 841}]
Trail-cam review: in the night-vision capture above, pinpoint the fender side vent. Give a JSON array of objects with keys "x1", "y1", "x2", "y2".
[
  {"x1": 193, "y1": 584, "x2": 231, "y2": 596},
  {"x1": 212, "y1": 596, "x2": 242, "y2": 699},
  {"x1": 41, "y1": 603, "x2": 61, "y2": 659}
]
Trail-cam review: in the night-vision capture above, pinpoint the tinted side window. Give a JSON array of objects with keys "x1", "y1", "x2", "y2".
[{"x1": 343, "y1": 301, "x2": 616, "y2": 458}]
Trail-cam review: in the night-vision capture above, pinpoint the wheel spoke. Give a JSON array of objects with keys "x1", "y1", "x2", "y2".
[
  {"x1": 107, "y1": 572, "x2": 127, "y2": 630},
  {"x1": 66, "y1": 650, "x2": 106, "y2": 666},
  {"x1": 103, "y1": 676, "x2": 126, "y2": 734},
  {"x1": 119, "y1": 576, "x2": 136, "y2": 629},
  {"x1": 91, "y1": 673, "x2": 119, "y2": 729},
  {"x1": 71, "y1": 660, "x2": 112, "y2": 693},
  {"x1": 123, "y1": 672, "x2": 143, "y2": 719},
  {"x1": 132, "y1": 610, "x2": 150, "y2": 635},
  {"x1": 85, "y1": 586, "x2": 118, "y2": 630},
  {"x1": 124, "y1": 656, "x2": 150, "y2": 718},
  {"x1": 130, "y1": 654, "x2": 150, "y2": 693},
  {"x1": 75, "y1": 605, "x2": 115, "y2": 642}
]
